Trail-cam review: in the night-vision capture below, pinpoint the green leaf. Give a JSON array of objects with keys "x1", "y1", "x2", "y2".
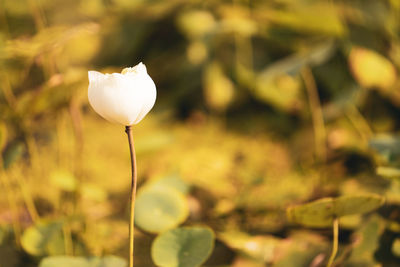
[
  {"x1": 273, "y1": 231, "x2": 328, "y2": 267},
  {"x1": 287, "y1": 194, "x2": 385, "y2": 227},
  {"x1": 21, "y1": 221, "x2": 65, "y2": 256},
  {"x1": 369, "y1": 135, "x2": 400, "y2": 163},
  {"x1": 39, "y1": 256, "x2": 127, "y2": 267},
  {"x1": 135, "y1": 187, "x2": 189, "y2": 233},
  {"x1": 334, "y1": 195, "x2": 385, "y2": 217},
  {"x1": 347, "y1": 215, "x2": 385, "y2": 265},
  {"x1": 151, "y1": 227, "x2": 215, "y2": 267},
  {"x1": 148, "y1": 174, "x2": 190, "y2": 195},
  {"x1": 3, "y1": 142, "x2": 24, "y2": 169},
  {"x1": 287, "y1": 198, "x2": 334, "y2": 227}
]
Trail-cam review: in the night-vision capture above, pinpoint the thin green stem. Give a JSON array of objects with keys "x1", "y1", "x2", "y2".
[
  {"x1": 301, "y1": 67, "x2": 327, "y2": 162},
  {"x1": 345, "y1": 104, "x2": 373, "y2": 147},
  {"x1": 125, "y1": 126, "x2": 137, "y2": 267},
  {"x1": 327, "y1": 218, "x2": 339, "y2": 267}
]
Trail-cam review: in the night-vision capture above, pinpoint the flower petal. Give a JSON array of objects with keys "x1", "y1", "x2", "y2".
[
  {"x1": 88, "y1": 70, "x2": 105, "y2": 83},
  {"x1": 87, "y1": 63, "x2": 157, "y2": 125}
]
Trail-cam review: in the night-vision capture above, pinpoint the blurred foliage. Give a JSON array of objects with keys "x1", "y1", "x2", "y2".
[
  {"x1": 151, "y1": 227, "x2": 215, "y2": 267},
  {"x1": 1, "y1": 0, "x2": 400, "y2": 266}
]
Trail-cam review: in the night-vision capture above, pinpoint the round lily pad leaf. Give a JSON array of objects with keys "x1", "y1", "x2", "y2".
[
  {"x1": 151, "y1": 226, "x2": 215, "y2": 267},
  {"x1": 135, "y1": 187, "x2": 189, "y2": 233},
  {"x1": 148, "y1": 174, "x2": 190, "y2": 195},
  {"x1": 287, "y1": 194, "x2": 384, "y2": 227},
  {"x1": 39, "y1": 256, "x2": 127, "y2": 267},
  {"x1": 21, "y1": 221, "x2": 65, "y2": 256}
]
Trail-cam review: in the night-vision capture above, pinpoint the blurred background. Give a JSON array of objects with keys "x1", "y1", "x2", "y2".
[{"x1": 1, "y1": 0, "x2": 400, "y2": 266}]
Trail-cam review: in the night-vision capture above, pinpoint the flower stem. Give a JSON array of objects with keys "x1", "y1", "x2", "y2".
[
  {"x1": 125, "y1": 126, "x2": 137, "y2": 267},
  {"x1": 326, "y1": 218, "x2": 339, "y2": 267}
]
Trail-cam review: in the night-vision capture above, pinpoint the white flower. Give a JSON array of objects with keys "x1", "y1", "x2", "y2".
[{"x1": 88, "y1": 62, "x2": 156, "y2": 125}]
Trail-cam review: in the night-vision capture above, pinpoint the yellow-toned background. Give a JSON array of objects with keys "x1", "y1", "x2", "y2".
[{"x1": 1, "y1": 0, "x2": 400, "y2": 266}]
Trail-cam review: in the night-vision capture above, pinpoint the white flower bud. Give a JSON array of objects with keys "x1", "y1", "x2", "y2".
[{"x1": 88, "y1": 62, "x2": 156, "y2": 125}]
